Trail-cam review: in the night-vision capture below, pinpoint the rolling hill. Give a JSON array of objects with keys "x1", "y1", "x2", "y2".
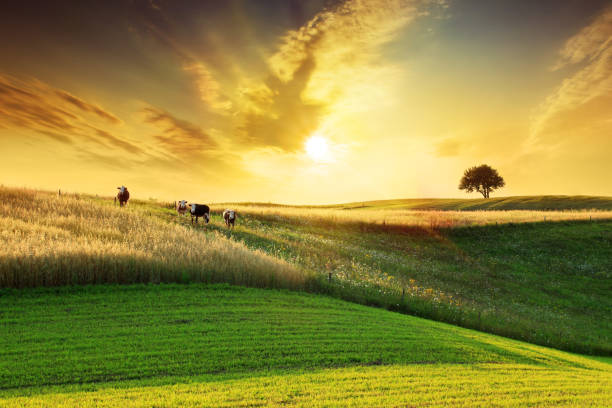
[
  {"x1": 0, "y1": 284, "x2": 610, "y2": 407},
  {"x1": 1, "y1": 186, "x2": 611, "y2": 406},
  {"x1": 227, "y1": 195, "x2": 612, "y2": 211}
]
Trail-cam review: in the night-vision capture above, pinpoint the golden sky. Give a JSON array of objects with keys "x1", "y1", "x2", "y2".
[{"x1": 1, "y1": 0, "x2": 611, "y2": 203}]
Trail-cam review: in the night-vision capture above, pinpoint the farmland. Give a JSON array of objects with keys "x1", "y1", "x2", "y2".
[
  {"x1": 202, "y1": 204, "x2": 612, "y2": 355},
  {"x1": 1, "y1": 186, "x2": 611, "y2": 406},
  {"x1": 0, "y1": 284, "x2": 610, "y2": 407}
]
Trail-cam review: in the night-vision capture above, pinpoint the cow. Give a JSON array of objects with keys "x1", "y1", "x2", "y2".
[
  {"x1": 223, "y1": 209, "x2": 236, "y2": 229},
  {"x1": 189, "y1": 204, "x2": 210, "y2": 225},
  {"x1": 115, "y1": 186, "x2": 130, "y2": 207},
  {"x1": 176, "y1": 200, "x2": 188, "y2": 216}
]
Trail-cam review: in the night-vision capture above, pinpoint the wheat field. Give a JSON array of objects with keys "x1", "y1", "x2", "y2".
[
  {"x1": 209, "y1": 204, "x2": 612, "y2": 230},
  {"x1": 0, "y1": 187, "x2": 304, "y2": 289}
]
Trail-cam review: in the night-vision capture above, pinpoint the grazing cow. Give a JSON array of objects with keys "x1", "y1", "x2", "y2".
[
  {"x1": 176, "y1": 200, "x2": 188, "y2": 216},
  {"x1": 115, "y1": 186, "x2": 130, "y2": 207},
  {"x1": 223, "y1": 209, "x2": 236, "y2": 229},
  {"x1": 189, "y1": 204, "x2": 210, "y2": 225}
]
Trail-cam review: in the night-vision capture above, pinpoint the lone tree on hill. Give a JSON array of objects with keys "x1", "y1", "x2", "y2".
[{"x1": 459, "y1": 164, "x2": 505, "y2": 198}]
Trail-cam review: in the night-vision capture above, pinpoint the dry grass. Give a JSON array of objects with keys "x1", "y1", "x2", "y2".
[
  {"x1": 210, "y1": 204, "x2": 612, "y2": 230},
  {"x1": 0, "y1": 187, "x2": 305, "y2": 289}
]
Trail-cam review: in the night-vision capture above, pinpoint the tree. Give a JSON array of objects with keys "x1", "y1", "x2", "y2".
[{"x1": 459, "y1": 164, "x2": 505, "y2": 198}]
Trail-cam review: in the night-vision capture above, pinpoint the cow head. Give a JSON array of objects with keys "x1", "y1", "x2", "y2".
[
  {"x1": 178, "y1": 200, "x2": 187, "y2": 208},
  {"x1": 204, "y1": 212, "x2": 210, "y2": 223},
  {"x1": 117, "y1": 186, "x2": 126, "y2": 194},
  {"x1": 189, "y1": 203, "x2": 196, "y2": 214}
]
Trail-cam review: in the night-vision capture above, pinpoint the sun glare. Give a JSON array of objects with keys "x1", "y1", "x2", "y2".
[{"x1": 305, "y1": 134, "x2": 330, "y2": 162}]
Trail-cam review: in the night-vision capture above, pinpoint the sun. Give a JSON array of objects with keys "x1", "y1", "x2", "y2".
[{"x1": 305, "y1": 134, "x2": 330, "y2": 162}]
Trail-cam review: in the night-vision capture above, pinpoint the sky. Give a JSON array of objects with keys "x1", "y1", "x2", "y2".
[{"x1": 1, "y1": 0, "x2": 611, "y2": 204}]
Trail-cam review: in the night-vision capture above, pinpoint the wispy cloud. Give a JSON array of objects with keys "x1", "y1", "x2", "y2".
[
  {"x1": 183, "y1": 62, "x2": 233, "y2": 112},
  {"x1": 0, "y1": 74, "x2": 145, "y2": 156},
  {"x1": 55, "y1": 90, "x2": 122, "y2": 124},
  {"x1": 531, "y1": 6, "x2": 612, "y2": 145},
  {"x1": 141, "y1": 106, "x2": 218, "y2": 159}
]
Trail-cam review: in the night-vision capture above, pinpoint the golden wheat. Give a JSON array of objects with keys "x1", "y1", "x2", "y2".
[
  {"x1": 0, "y1": 187, "x2": 304, "y2": 288},
  {"x1": 210, "y1": 204, "x2": 612, "y2": 229}
]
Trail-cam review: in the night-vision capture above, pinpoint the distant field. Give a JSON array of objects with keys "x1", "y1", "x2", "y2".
[
  {"x1": 209, "y1": 204, "x2": 612, "y2": 230},
  {"x1": 224, "y1": 195, "x2": 612, "y2": 211},
  {"x1": 0, "y1": 285, "x2": 610, "y2": 407}
]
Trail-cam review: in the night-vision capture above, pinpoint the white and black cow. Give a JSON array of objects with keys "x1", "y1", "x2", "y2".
[
  {"x1": 176, "y1": 200, "x2": 188, "y2": 216},
  {"x1": 189, "y1": 204, "x2": 210, "y2": 225},
  {"x1": 223, "y1": 209, "x2": 236, "y2": 229},
  {"x1": 115, "y1": 186, "x2": 130, "y2": 207}
]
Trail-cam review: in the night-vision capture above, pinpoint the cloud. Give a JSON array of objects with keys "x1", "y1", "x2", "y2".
[
  {"x1": 268, "y1": 0, "x2": 420, "y2": 84},
  {"x1": 552, "y1": 7, "x2": 612, "y2": 70},
  {"x1": 237, "y1": 53, "x2": 325, "y2": 151},
  {"x1": 91, "y1": 127, "x2": 144, "y2": 155},
  {"x1": 531, "y1": 6, "x2": 612, "y2": 145},
  {"x1": 183, "y1": 62, "x2": 232, "y2": 112},
  {"x1": 55, "y1": 90, "x2": 122, "y2": 124},
  {"x1": 141, "y1": 106, "x2": 218, "y2": 159},
  {"x1": 0, "y1": 74, "x2": 151, "y2": 158},
  {"x1": 236, "y1": 0, "x2": 437, "y2": 151}
]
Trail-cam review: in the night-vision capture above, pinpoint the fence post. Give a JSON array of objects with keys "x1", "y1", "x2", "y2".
[
  {"x1": 328, "y1": 272, "x2": 332, "y2": 283},
  {"x1": 402, "y1": 287, "x2": 405, "y2": 300}
]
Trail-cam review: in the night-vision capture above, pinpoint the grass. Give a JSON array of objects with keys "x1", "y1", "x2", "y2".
[
  {"x1": 187, "y1": 206, "x2": 612, "y2": 355},
  {"x1": 1, "y1": 186, "x2": 611, "y2": 354},
  {"x1": 3, "y1": 365, "x2": 611, "y2": 407},
  {"x1": 0, "y1": 187, "x2": 305, "y2": 289},
  {"x1": 209, "y1": 204, "x2": 612, "y2": 230},
  {"x1": 225, "y1": 194, "x2": 612, "y2": 211},
  {"x1": 0, "y1": 284, "x2": 610, "y2": 407}
]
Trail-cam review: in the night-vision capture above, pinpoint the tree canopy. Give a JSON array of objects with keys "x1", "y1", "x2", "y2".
[{"x1": 459, "y1": 164, "x2": 505, "y2": 198}]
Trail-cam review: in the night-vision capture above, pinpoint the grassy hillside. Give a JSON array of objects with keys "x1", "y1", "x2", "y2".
[
  {"x1": 0, "y1": 284, "x2": 610, "y2": 407},
  {"x1": 195, "y1": 208, "x2": 612, "y2": 355},
  {"x1": 336, "y1": 195, "x2": 612, "y2": 210},
  {"x1": 1, "y1": 186, "x2": 610, "y2": 354},
  {"x1": 229, "y1": 195, "x2": 612, "y2": 211}
]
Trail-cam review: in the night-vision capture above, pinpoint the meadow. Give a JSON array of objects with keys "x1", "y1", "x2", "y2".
[
  {"x1": 1, "y1": 186, "x2": 611, "y2": 354},
  {"x1": 1, "y1": 186, "x2": 611, "y2": 406},
  {"x1": 0, "y1": 284, "x2": 610, "y2": 407},
  {"x1": 201, "y1": 204, "x2": 612, "y2": 355}
]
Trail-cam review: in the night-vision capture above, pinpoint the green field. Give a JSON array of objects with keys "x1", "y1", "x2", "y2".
[
  {"x1": 0, "y1": 285, "x2": 610, "y2": 407},
  {"x1": 1, "y1": 187, "x2": 611, "y2": 406},
  {"x1": 193, "y1": 209, "x2": 612, "y2": 355}
]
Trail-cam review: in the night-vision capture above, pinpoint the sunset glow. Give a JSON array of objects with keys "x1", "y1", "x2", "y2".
[{"x1": 1, "y1": 1, "x2": 611, "y2": 203}]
